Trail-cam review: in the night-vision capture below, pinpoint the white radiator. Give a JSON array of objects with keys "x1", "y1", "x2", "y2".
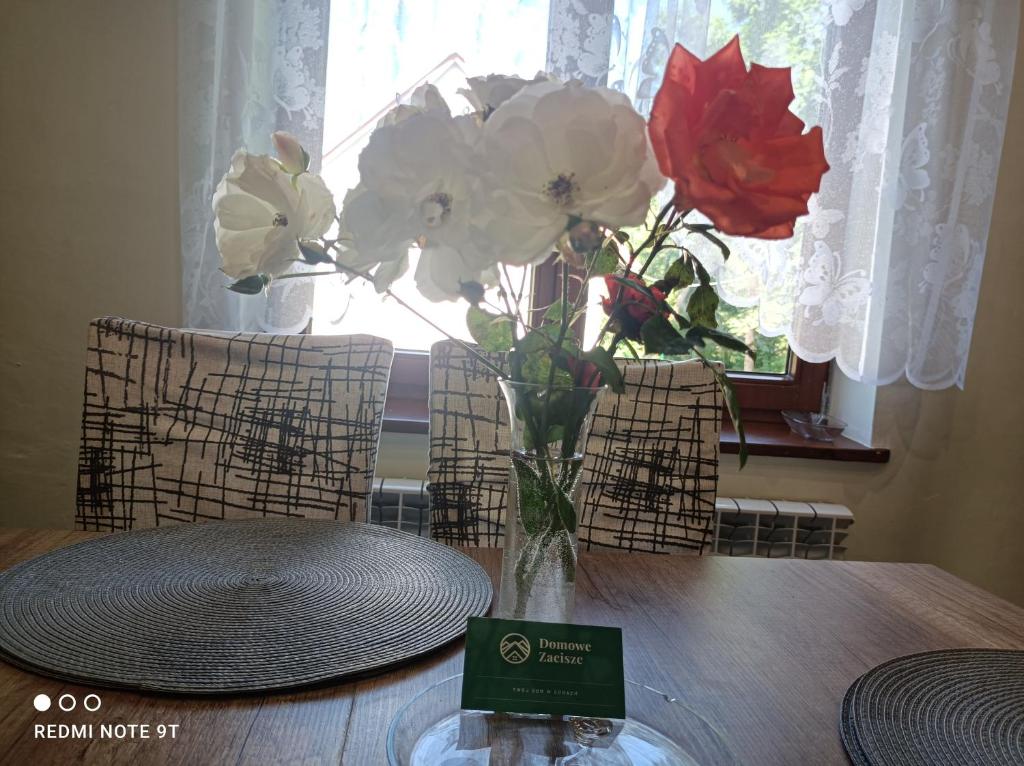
[
  {"x1": 368, "y1": 477, "x2": 430, "y2": 535},
  {"x1": 712, "y1": 498, "x2": 853, "y2": 560},
  {"x1": 369, "y1": 478, "x2": 853, "y2": 559}
]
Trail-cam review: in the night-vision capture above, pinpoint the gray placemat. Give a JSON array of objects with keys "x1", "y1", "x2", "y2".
[
  {"x1": 0, "y1": 519, "x2": 492, "y2": 693},
  {"x1": 840, "y1": 649, "x2": 1024, "y2": 766}
]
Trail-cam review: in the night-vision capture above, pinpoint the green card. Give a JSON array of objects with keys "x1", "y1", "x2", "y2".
[{"x1": 461, "y1": 616, "x2": 626, "y2": 718}]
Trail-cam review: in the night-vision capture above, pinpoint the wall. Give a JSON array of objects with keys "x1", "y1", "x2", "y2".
[
  {"x1": 0, "y1": 3, "x2": 1020, "y2": 607},
  {"x1": 0, "y1": 1, "x2": 181, "y2": 528}
]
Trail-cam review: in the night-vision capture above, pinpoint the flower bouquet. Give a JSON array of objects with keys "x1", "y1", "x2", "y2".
[{"x1": 211, "y1": 37, "x2": 828, "y2": 622}]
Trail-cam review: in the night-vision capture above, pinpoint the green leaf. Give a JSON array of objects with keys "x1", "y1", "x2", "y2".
[
  {"x1": 227, "y1": 274, "x2": 270, "y2": 294},
  {"x1": 521, "y1": 352, "x2": 551, "y2": 385},
  {"x1": 588, "y1": 237, "x2": 622, "y2": 276},
  {"x1": 663, "y1": 256, "x2": 695, "y2": 290},
  {"x1": 298, "y1": 240, "x2": 333, "y2": 265},
  {"x1": 686, "y1": 326, "x2": 756, "y2": 359},
  {"x1": 466, "y1": 306, "x2": 514, "y2": 352},
  {"x1": 516, "y1": 325, "x2": 566, "y2": 355},
  {"x1": 543, "y1": 300, "x2": 566, "y2": 324},
  {"x1": 543, "y1": 300, "x2": 588, "y2": 327},
  {"x1": 582, "y1": 346, "x2": 624, "y2": 393},
  {"x1": 640, "y1": 315, "x2": 696, "y2": 356},
  {"x1": 714, "y1": 363, "x2": 748, "y2": 468},
  {"x1": 686, "y1": 285, "x2": 719, "y2": 329},
  {"x1": 554, "y1": 485, "x2": 576, "y2": 533},
  {"x1": 693, "y1": 258, "x2": 712, "y2": 286},
  {"x1": 521, "y1": 354, "x2": 574, "y2": 387},
  {"x1": 695, "y1": 228, "x2": 730, "y2": 260},
  {"x1": 511, "y1": 455, "x2": 548, "y2": 535}
]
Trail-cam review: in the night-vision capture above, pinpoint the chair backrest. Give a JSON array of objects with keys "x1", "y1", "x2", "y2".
[
  {"x1": 426, "y1": 340, "x2": 722, "y2": 553},
  {"x1": 76, "y1": 317, "x2": 393, "y2": 530}
]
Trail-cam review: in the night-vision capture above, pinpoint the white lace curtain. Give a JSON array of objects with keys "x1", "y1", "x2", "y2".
[
  {"x1": 181, "y1": 0, "x2": 1018, "y2": 389},
  {"x1": 179, "y1": 0, "x2": 331, "y2": 332},
  {"x1": 584, "y1": 0, "x2": 1019, "y2": 389}
]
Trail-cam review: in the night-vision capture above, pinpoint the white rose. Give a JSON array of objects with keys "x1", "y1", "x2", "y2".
[
  {"x1": 414, "y1": 244, "x2": 498, "y2": 302},
  {"x1": 476, "y1": 80, "x2": 665, "y2": 265},
  {"x1": 458, "y1": 73, "x2": 551, "y2": 116},
  {"x1": 342, "y1": 99, "x2": 492, "y2": 299},
  {"x1": 376, "y1": 83, "x2": 451, "y2": 128},
  {"x1": 212, "y1": 150, "x2": 336, "y2": 279}
]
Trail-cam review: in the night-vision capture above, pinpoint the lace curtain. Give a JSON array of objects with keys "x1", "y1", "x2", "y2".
[
  {"x1": 181, "y1": 0, "x2": 1018, "y2": 389},
  {"x1": 179, "y1": 0, "x2": 330, "y2": 332},
  {"x1": 566, "y1": 0, "x2": 1017, "y2": 389}
]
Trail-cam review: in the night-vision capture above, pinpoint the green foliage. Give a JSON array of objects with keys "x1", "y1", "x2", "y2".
[
  {"x1": 663, "y1": 256, "x2": 695, "y2": 290},
  {"x1": 641, "y1": 315, "x2": 695, "y2": 356},
  {"x1": 718, "y1": 302, "x2": 789, "y2": 373},
  {"x1": 686, "y1": 325, "x2": 756, "y2": 359},
  {"x1": 588, "y1": 234, "x2": 624, "y2": 276},
  {"x1": 297, "y1": 240, "x2": 333, "y2": 265},
  {"x1": 581, "y1": 346, "x2": 624, "y2": 393},
  {"x1": 466, "y1": 306, "x2": 514, "y2": 352},
  {"x1": 706, "y1": 0, "x2": 823, "y2": 122},
  {"x1": 227, "y1": 274, "x2": 270, "y2": 294},
  {"x1": 682, "y1": 223, "x2": 731, "y2": 261},
  {"x1": 704, "y1": 353, "x2": 749, "y2": 468},
  {"x1": 686, "y1": 285, "x2": 720, "y2": 328},
  {"x1": 543, "y1": 300, "x2": 587, "y2": 327},
  {"x1": 511, "y1": 455, "x2": 549, "y2": 535}
]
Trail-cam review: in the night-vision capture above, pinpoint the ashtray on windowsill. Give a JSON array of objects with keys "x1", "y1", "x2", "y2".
[{"x1": 781, "y1": 410, "x2": 847, "y2": 442}]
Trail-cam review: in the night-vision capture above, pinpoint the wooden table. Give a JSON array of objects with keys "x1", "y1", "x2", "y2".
[{"x1": 0, "y1": 529, "x2": 1022, "y2": 765}]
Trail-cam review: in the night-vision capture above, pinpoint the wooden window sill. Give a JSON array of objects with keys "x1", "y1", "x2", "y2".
[
  {"x1": 721, "y1": 421, "x2": 889, "y2": 463},
  {"x1": 382, "y1": 400, "x2": 889, "y2": 463}
]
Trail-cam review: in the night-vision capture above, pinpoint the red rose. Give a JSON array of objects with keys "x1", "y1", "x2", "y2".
[
  {"x1": 602, "y1": 274, "x2": 666, "y2": 340},
  {"x1": 648, "y1": 36, "x2": 829, "y2": 239}
]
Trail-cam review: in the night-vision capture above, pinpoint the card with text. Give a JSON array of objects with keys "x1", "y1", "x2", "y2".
[{"x1": 460, "y1": 617, "x2": 625, "y2": 718}]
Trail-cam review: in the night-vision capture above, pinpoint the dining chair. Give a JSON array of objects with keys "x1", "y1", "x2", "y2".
[
  {"x1": 75, "y1": 317, "x2": 394, "y2": 530},
  {"x1": 427, "y1": 340, "x2": 722, "y2": 554}
]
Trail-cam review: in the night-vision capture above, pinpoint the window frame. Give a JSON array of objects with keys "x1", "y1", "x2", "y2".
[{"x1": 381, "y1": 259, "x2": 829, "y2": 431}]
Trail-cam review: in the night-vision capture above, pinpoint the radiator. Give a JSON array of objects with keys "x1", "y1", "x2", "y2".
[
  {"x1": 367, "y1": 477, "x2": 430, "y2": 536},
  {"x1": 369, "y1": 478, "x2": 853, "y2": 559},
  {"x1": 712, "y1": 498, "x2": 853, "y2": 560}
]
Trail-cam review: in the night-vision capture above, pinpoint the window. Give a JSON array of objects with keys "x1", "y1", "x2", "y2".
[
  {"x1": 313, "y1": 1, "x2": 547, "y2": 346},
  {"x1": 315, "y1": 0, "x2": 828, "y2": 431}
]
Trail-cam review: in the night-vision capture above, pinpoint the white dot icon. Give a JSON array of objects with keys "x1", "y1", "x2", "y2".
[{"x1": 33, "y1": 694, "x2": 51, "y2": 712}]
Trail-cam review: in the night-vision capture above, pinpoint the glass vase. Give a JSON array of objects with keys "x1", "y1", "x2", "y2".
[{"x1": 496, "y1": 380, "x2": 607, "y2": 623}]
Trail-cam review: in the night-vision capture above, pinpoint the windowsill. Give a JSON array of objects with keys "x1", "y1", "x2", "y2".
[
  {"x1": 720, "y1": 421, "x2": 890, "y2": 463},
  {"x1": 382, "y1": 400, "x2": 890, "y2": 463}
]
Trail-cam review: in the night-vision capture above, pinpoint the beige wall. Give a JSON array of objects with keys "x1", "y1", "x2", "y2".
[
  {"x1": 1, "y1": 3, "x2": 1021, "y2": 606},
  {"x1": 0, "y1": 1, "x2": 181, "y2": 527}
]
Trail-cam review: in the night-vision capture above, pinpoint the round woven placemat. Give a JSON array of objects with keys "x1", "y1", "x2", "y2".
[
  {"x1": 841, "y1": 649, "x2": 1024, "y2": 766},
  {"x1": 0, "y1": 520, "x2": 492, "y2": 693}
]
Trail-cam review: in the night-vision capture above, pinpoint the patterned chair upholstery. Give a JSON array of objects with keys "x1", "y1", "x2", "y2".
[
  {"x1": 427, "y1": 340, "x2": 722, "y2": 554},
  {"x1": 76, "y1": 317, "x2": 393, "y2": 530}
]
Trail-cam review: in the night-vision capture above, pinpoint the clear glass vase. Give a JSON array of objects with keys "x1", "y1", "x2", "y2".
[{"x1": 496, "y1": 380, "x2": 607, "y2": 623}]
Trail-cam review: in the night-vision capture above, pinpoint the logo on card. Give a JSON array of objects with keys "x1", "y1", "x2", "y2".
[{"x1": 499, "y1": 633, "x2": 531, "y2": 664}]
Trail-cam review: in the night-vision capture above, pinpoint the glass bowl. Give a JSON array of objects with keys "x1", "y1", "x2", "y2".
[
  {"x1": 387, "y1": 674, "x2": 736, "y2": 765},
  {"x1": 781, "y1": 410, "x2": 847, "y2": 442}
]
